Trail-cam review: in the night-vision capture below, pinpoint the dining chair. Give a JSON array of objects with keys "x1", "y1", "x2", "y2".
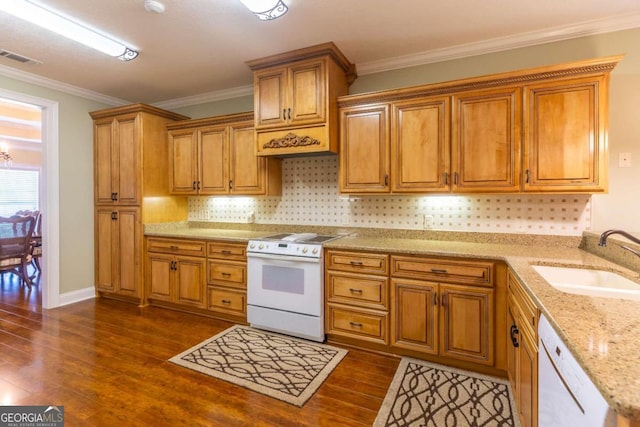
[
  {"x1": 0, "y1": 215, "x2": 36, "y2": 288},
  {"x1": 15, "y1": 210, "x2": 42, "y2": 272}
]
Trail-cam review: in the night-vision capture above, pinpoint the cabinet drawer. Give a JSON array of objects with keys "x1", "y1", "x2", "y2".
[
  {"x1": 391, "y1": 255, "x2": 494, "y2": 286},
  {"x1": 207, "y1": 288, "x2": 246, "y2": 316},
  {"x1": 326, "y1": 250, "x2": 389, "y2": 275},
  {"x1": 208, "y1": 261, "x2": 246, "y2": 289},
  {"x1": 327, "y1": 271, "x2": 388, "y2": 309},
  {"x1": 326, "y1": 305, "x2": 388, "y2": 344},
  {"x1": 147, "y1": 237, "x2": 206, "y2": 257},
  {"x1": 207, "y1": 242, "x2": 247, "y2": 261}
]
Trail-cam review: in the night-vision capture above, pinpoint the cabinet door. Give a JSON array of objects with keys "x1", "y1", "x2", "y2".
[
  {"x1": 452, "y1": 87, "x2": 522, "y2": 193},
  {"x1": 339, "y1": 104, "x2": 390, "y2": 193},
  {"x1": 147, "y1": 252, "x2": 173, "y2": 301},
  {"x1": 254, "y1": 67, "x2": 287, "y2": 128},
  {"x1": 390, "y1": 278, "x2": 438, "y2": 355},
  {"x1": 175, "y1": 256, "x2": 206, "y2": 308},
  {"x1": 94, "y1": 118, "x2": 116, "y2": 205},
  {"x1": 507, "y1": 305, "x2": 518, "y2": 394},
  {"x1": 95, "y1": 208, "x2": 116, "y2": 292},
  {"x1": 524, "y1": 76, "x2": 607, "y2": 192},
  {"x1": 391, "y1": 97, "x2": 450, "y2": 192},
  {"x1": 517, "y1": 325, "x2": 538, "y2": 427},
  {"x1": 115, "y1": 208, "x2": 140, "y2": 297},
  {"x1": 440, "y1": 284, "x2": 494, "y2": 365},
  {"x1": 229, "y1": 123, "x2": 265, "y2": 194},
  {"x1": 288, "y1": 58, "x2": 326, "y2": 125},
  {"x1": 113, "y1": 114, "x2": 140, "y2": 205},
  {"x1": 199, "y1": 126, "x2": 228, "y2": 194},
  {"x1": 168, "y1": 129, "x2": 199, "y2": 194}
]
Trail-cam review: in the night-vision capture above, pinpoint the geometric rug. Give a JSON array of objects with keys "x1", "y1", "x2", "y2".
[
  {"x1": 374, "y1": 358, "x2": 519, "y2": 427},
  {"x1": 168, "y1": 325, "x2": 347, "y2": 407}
]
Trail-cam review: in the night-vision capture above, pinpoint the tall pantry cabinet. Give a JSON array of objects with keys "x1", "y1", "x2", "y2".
[{"x1": 91, "y1": 104, "x2": 189, "y2": 304}]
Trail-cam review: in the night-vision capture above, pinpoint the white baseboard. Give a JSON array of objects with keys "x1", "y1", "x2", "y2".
[{"x1": 57, "y1": 286, "x2": 96, "y2": 307}]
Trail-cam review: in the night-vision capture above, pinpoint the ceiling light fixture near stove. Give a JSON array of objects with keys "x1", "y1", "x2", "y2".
[
  {"x1": 144, "y1": 0, "x2": 165, "y2": 14},
  {"x1": 0, "y1": 0, "x2": 139, "y2": 61},
  {"x1": 240, "y1": 0, "x2": 288, "y2": 21}
]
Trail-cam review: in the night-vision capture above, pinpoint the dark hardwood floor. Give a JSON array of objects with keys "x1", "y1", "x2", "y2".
[{"x1": 0, "y1": 274, "x2": 400, "y2": 426}]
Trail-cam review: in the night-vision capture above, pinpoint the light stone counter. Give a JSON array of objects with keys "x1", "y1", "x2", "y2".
[{"x1": 144, "y1": 223, "x2": 640, "y2": 420}]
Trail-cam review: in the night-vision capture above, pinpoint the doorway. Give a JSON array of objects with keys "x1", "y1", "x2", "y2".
[{"x1": 0, "y1": 89, "x2": 60, "y2": 309}]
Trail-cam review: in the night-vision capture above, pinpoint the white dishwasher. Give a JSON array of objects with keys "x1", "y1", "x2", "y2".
[{"x1": 538, "y1": 314, "x2": 615, "y2": 427}]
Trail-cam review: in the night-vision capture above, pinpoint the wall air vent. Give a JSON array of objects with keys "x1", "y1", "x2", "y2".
[{"x1": 0, "y1": 49, "x2": 41, "y2": 64}]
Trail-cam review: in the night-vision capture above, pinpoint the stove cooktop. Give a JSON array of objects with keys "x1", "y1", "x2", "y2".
[{"x1": 259, "y1": 233, "x2": 342, "y2": 244}]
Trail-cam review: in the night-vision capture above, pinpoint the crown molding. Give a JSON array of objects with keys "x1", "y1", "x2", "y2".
[
  {"x1": 152, "y1": 85, "x2": 254, "y2": 109},
  {"x1": 0, "y1": 64, "x2": 129, "y2": 106},
  {"x1": 357, "y1": 12, "x2": 640, "y2": 75},
  {"x1": 1, "y1": 12, "x2": 639, "y2": 108}
]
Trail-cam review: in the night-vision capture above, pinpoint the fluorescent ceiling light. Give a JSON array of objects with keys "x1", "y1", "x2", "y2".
[
  {"x1": 240, "y1": 0, "x2": 288, "y2": 21},
  {"x1": 0, "y1": 0, "x2": 138, "y2": 61}
]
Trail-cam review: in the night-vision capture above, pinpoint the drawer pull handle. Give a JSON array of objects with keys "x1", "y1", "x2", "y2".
[
  {"x1": 349, "y1": 288, "x2": 363, "y2": 294},
  {"x1": 221, "y1": 272, "x2": 231, "y2": 277},
  {"x1": 431, "y1": 268, "x2": 448, "y2": 274},
  {"x1": 349, "y1": 321, "x2": 363, "y2": 328},
  {"x1": 350, "y1": 261, "x2": 364, "y2": 266},
  {"x1": 510, "y1": 324, "x2": 520, "y2": 348},
  {"x1": 221, "y1": 299, "x2": 231, "y2": 305},
  {"x1": 221, "y1": 250, "x2": 232, "y2": 254}
]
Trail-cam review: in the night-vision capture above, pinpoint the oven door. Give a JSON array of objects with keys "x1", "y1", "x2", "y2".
[{"x1": 247, "y1": 252, "x2": 322, "y2": 316}]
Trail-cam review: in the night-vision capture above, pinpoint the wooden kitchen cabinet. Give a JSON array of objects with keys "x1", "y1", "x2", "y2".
[
  {"x1": 451, "y1": 86, "x2": 522, "y2": 193},
  {"x1": 339, "y1": 96, "x2": 450, "y2": 194},
  {"x1": 207, "y1": 241, "x2": 249, "y2": 321},
  {"x1": 325, "y1": 250, "x2": 390, "y2": 345},
  {"x1": 91, "y1": 104, "x2": 189, "y2": 304},
  {"x1": 390, "y1": 256, "x2": 495, "y2": 366},
  {"x1": 339, "y1": 104, "x2": 390, "y2": 193},
  {"x1": 523, "y1": 75, "x2": 609, "y2": 192},
  {"x1": 507, "y1": 270, "x2": 539, "y2": 427},
  {"x1": 146, "y1": 237, "x2": 206, "y2": 309},
  {"x1": 337, "y1": 55, "x2": 620, "y2": 195},
  {"x1": 247, "y1": 42, "x2": 356, "y2": 156},
  {"x1": 167, "y1": 112, "x2": 282, "y2": 196},
  {"x1": 95, "y1": 207, "x2": 141, "y2": 298}
]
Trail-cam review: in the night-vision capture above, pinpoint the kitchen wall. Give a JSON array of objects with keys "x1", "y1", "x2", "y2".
[
  {"x1": 179, "y1": 28, "x2": 640, "y2": 235},
  {"x1": 188, "y1": 155, "x2": 592, "y2": 236}
]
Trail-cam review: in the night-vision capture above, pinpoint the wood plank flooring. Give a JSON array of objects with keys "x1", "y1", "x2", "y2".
[{"x1": 0, "y1": 276, "x2": 400, "y2": 426}]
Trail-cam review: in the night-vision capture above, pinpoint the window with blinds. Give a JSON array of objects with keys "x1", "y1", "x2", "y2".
[{"x1": 0, "y1": 168, "x2": 40, "y2": 217}]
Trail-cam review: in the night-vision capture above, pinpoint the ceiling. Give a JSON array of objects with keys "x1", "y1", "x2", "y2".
[{"x1": 1, "y1": 0, "x2": 640, "y2": 107}]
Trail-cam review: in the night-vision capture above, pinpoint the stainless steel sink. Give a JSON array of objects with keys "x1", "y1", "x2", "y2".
[{"x1": 532, "y1": 265, "x2": 640, "y2": 301}]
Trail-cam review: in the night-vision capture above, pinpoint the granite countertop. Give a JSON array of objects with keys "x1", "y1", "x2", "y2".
[{"x1": 144, "y1": 223, "x2": 640, "y2": 420}]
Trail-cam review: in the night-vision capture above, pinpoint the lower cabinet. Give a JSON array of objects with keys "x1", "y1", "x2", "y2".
[
  {"x1": 390, "y1": 279, "x2": 494, "y2": 365},
  {"x1": 146, "y1": 238, "x2": 206, "y2": 308},
  {"x1": 206, "y1": 241, "x2": 248, "y2": 320},
  {"x1": 507, "y1": 270, "x2": 539, "y2": 427},
  {"x1": 326, "y1": 250, "x2": 501, "y2": 372}
]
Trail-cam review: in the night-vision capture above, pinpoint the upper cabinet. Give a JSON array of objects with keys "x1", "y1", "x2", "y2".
[
  {"x1": 247, "y1": 42, "x2": 357, "y2": 157},
  {"x1": 91, "y1": 104, "x2": 189, "y2": 206},
  {"x1": 523, "y1": 75, "x2": 608, "y2": 192},
  {"x1": 338, "y1": 55, "x2": 621, "y2": 195},
  {"x1": 167, "y1": 112, "x2": 282, "y2": 196}
]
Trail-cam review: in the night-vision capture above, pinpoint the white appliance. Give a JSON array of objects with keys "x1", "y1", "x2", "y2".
[
  {"x1": 246, "y1": 233, "x2": 341, "y2": 342},
  {"x1": 538, "y1": 314, "x2": 615, "y2": 427}
]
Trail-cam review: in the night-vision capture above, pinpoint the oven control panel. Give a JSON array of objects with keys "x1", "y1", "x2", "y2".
[{"x1": 247, "y1": 240, "x2": 322, "y2": 258}]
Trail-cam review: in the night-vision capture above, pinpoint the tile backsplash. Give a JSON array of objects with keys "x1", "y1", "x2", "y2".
[{"x1": 188, "y1": 155, "x2": 591, "y2": 236}]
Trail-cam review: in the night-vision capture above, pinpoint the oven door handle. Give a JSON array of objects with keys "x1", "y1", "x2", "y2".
[{"x1": 247, "y1": 252, "x2": 321, "y2": 264}]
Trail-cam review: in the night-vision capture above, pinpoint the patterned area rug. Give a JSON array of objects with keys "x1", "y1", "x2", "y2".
[
  {"x1": 375, "y1": 358, "x2": 519, "y2": 427},
  {"x1": 168, "y1": 325, "x2": 347, "y2": 407}
]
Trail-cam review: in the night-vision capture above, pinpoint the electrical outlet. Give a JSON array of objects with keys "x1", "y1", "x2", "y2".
[
  {"x1": 619, "y1": 152, "x2": 632, "y2": 168},
  {"x1": 423, "y1": 215, "x2": 435, "y2": 230}
]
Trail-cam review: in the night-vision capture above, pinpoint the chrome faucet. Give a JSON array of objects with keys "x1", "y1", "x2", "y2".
[{"x1": 598, "y1": 229, "x2": 640, "y2": 259}]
